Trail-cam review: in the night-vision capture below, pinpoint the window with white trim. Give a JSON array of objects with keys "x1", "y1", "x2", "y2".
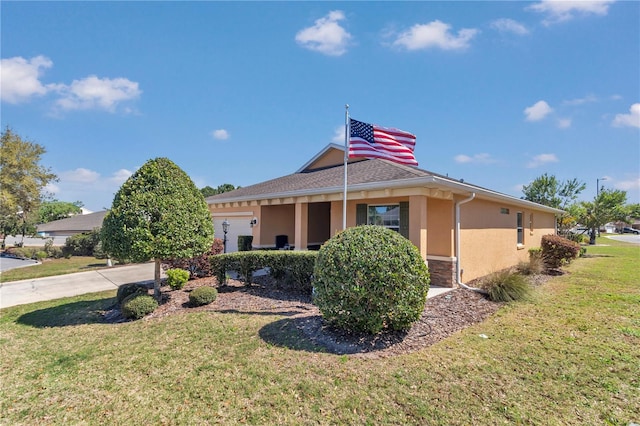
[
  {"x1": 517, "y1": 211, "x2": 524, "y2": 245},
  {"x1": 367, "y1": 205, "x2": 400, "y2": 232}
]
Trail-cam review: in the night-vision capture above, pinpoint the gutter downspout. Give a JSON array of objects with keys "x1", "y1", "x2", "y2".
[{"x1": 455, "y1": 192, "x2": 488, "y2": 295}]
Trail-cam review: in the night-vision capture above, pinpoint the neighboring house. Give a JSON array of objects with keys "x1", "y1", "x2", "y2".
[
  {"x1": 207, "y1": 144, "x2": 563, "y2": 288},
  {"x1": 36, "y1": 211, "x2": 108, "y2": 238}
]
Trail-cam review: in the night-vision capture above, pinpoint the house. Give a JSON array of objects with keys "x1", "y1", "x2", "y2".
[
  {"x1": 36, "y1": 210, "x2": 108, "y2": 238},
  {"x1": 206, "y1": 144, "x2": 563, "y2": 287}
]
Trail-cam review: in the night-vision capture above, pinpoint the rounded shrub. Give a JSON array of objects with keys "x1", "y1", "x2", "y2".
[
  {"x1": 189, "y1": 286, "x2": 218, "y2": 307},
  {"x1": 313, "y1": 225, "x2": 430, "y2": 334},
  {"x1": 121, "y1": 294, "x2": 158, "y2": 320},
  {"x1": 166, "y1": 268, "x2": 190, "y2": 290},
  {"x1": 116, "y1": 283, "x2": 147, "y2": 305}
]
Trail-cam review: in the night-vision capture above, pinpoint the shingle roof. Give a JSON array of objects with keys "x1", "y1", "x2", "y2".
[
  {"x1": 206, "y1": 159, "x2": 432, "y2": 202},
  {"x1": 37, "y1": 211, "x2": 108, "y2": 233},
  {"x1": 206, "y1": 157, "x2": 564, "y2": 214}
]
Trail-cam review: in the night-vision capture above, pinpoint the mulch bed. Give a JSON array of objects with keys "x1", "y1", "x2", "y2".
[{"x1": 104, "y1": 273, "x2": 554, "y2": 358}]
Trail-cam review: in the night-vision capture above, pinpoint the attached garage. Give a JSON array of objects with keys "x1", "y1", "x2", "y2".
[{"x1": 212, "y1": 214, "x2": 253, "y2": 252}]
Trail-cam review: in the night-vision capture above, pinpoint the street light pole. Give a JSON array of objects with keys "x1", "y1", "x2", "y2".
[{"x1": 596, "y1": 177, "x2": 607, "y2": 198}]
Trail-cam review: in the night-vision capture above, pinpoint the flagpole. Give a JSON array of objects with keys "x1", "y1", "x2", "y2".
[{"x1": 343, "y1": 104, "x2": 349, "y2": 230}]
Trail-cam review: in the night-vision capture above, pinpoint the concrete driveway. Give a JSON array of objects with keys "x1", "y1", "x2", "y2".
[{"x1": 0, "y1": 263, "x2": 156, "y2": 309}]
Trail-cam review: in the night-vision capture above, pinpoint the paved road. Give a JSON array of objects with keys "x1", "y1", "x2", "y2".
[
  {"x1": 0, "y1": 262, "x2": 156, "y2": 309},
  {"x1": 0, "y1": 255, "x2": 40, "y2": 273},
  {"x1": 604, "y1": 234, "x2": 640, "y2": 245}
]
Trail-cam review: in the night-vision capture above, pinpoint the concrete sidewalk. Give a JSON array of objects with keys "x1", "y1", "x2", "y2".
[{"x1": 0, "y1": 263, "x2": 156, "y2": 309}]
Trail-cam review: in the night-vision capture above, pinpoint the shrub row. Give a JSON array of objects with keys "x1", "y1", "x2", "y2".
[
  {"x1": 541, "y1": 234, "x2": 581, "y2": 269},
  {"x1": 210, "y1": 250, "x2": 318, "y2": 293}
]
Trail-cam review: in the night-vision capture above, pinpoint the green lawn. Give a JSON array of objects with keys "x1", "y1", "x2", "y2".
[
  {"x1": 0, "y1": 240, "x2": 638, "y2": 425},
  {"x1": 0, "y1": 256, "x2": 111, "y2": 282}
]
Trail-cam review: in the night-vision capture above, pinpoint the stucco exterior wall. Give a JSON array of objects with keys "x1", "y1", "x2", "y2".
[
  {"x1": 261, "y1": 205, "x2": 295, "y2": 248},
  {"x1": 426, "y1": 198, "x2": 454, "y2": 257},
  {"x1": 458, "y1": 198, "x2": 556, "y2": 283}
]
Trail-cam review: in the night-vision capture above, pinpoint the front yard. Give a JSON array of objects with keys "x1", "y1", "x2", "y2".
[{"x1": 0, "y1": 240, "x2": 638, "y2": 424}]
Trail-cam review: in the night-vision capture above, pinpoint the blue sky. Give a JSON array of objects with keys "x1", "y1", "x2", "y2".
[{"x1": 2, "y1": 1, "x2": 638, "y2": 211}]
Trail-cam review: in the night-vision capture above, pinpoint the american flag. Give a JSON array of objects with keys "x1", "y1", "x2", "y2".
[{"x1": 348, "y1": 118, "x2": 418, "y2": 166}]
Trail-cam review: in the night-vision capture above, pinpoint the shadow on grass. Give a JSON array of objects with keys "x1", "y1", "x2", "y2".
[
  {"x1": 259, "y1": 315, "x2": 409, "y2": 355},
  {"x1": 259, "y1": 316, "x2": 330, "y2": 354},
  {"x1": 16, "y1": 296, "x2": 115, "y2": 328}
]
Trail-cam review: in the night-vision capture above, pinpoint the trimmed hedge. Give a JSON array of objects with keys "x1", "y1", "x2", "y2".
[
  {"x1": 313, "y1": 225, "x2": 430, "y2": 334},
  {"x1": 541, "y1": 234, "x2": 581, "y2": 269},
  {"x1": 210, "y1": 250, "x2": 317, "y2": 292}
]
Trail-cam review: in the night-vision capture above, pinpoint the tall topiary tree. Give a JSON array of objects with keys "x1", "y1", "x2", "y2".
[
  {"x1": 313, "y1": 225, "x2": 430, "y2": 334},
  {"x1": 101, "y1": 158, "x2": 214, "y2": 300}
]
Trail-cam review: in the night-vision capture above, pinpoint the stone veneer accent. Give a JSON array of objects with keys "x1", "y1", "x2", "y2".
[{"x1": 426, "y1": 257, "x2": 456, "y2": 288}]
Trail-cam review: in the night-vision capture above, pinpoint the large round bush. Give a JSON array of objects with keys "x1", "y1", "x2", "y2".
[{"x1": 313, "y1": 225, "x2": 430, "y2": 334}]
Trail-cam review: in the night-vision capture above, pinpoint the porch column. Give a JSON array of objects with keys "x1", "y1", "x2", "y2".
[
  {"x1": 409, "y1": 195, "x2": 428, "y2": 259},
  {"x1": 294, "y1": 202, "x2": 308, "y2": 250}
]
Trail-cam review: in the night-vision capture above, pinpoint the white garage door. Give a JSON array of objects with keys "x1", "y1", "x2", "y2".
[{"x1": 213, "y1": 217, "x2": 253, "y2": 253}]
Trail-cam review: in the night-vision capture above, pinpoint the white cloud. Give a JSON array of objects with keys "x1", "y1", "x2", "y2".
[
  {"x1": 528, "y1": 0, "x2": 615, "y2": 25},
  {"x1": 562, "y1": 95, "x2": 597, "y2": 106},
  {"x1": 332, "y1": 125, "x2": 346, "y2": 143},
  {"x1": 490, "y1": 18, "x2": 530, "y2": 35},
  {"x1": 60, "y1": 168, "x2": 100, "y2": 183},
  {"x1": 614, "y1": 176, "x2": 640, "y2": 191},
  {"x1": 612, "y1": 103, "x2": 640, "y2": 128},
  {"x1": 557, "y1": 118, "x2": 572, "y2": 129},
  {"x1": 393, "y1": 20, "x2": 478, "y2": 51},
  {"x1": 524, "y1": 100, "x2": 553, "y2": 121},
  {"x1": 211, "y1": 129, "x2": 230, "y2": 140},
  {"x1": 109, "y1": 169, "x2": 133, "y2": 184},
  {"x1": 53, "y1": 167, "x2": 135, "y2": 210},
  {"x1": 55, "y1": 75, "x2": 141, "y2": 112},
  {"x1": 454, "y1": 153, "x2": 497, "y2": 164},
  {"x1": 295, "y1": 10, "x2": 352, "y2": 56},
  {"x1": 527, "y1": 153, "x2": 559, "y2": 168},
  {"x1": 0, "y1": 55, "x2": 54, "y2": 103}
]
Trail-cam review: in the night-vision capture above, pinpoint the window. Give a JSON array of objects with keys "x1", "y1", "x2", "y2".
[
  {"x1": 501, "y1": 208, "x2": 510, "y2": 214},
  {"x1": 367, "y1": 205, "x2": 400, "y2": 232},
  {"x1": 517, "y1": 212, "x2": 524, "y2": 245}
]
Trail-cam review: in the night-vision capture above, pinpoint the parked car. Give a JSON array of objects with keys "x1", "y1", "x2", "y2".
[{"x1": 621, "y1": 227, "x2": 640, "y2": 234}]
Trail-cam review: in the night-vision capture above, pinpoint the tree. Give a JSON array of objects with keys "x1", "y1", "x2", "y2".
[
  {"x1": 0, "y1": 127, "x2": 57, "y2": 243},
  {"x1": 522, "y1": 173, "x2": 586, "y2": 209},
  {"x1": 522, "y1": 173, "x2": 586, "y2": 235},
  {"x1": 200, "y1": 186, "x2": 217, "y2": 197},
  {"x1": 38, "y1": 200, "x2": 83, "y2": 223},
  {"x1": 200, "y1": 183, "x2": 238, "y2": 198},
  {"x1": 574, "y1": 188, "x2": 628, "y2": 245},
  {"x1": 101, "y1": 158, "x2": 214, "y2": 300}
]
